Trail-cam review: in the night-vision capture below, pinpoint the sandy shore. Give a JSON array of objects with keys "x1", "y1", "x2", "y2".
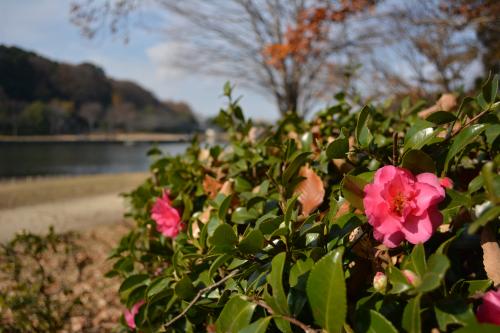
[{"x1": 0, "y1": 173, "x2": 147, "y2": 242}]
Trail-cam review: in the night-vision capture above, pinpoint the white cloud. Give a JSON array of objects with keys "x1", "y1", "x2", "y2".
[{"x1": 146, "y1": 41, "x2": 189, "y2": 80}]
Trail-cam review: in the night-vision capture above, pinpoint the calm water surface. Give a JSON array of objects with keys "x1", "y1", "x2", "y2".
[{"x1": 0, "y1": 142, "x2": 189, "y2": 178}]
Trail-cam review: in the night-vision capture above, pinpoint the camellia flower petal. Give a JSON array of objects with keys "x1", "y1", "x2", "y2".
[
  {"x1": 363, "y1": 165, "x2": 446, "y2": 248},
  {"x1": 294, "y1": 165, "x2": 325, "y2": 216},
  {"x1": 151, "y1": 191, "x2": 183, "y2": 238},
  {"x1": 124, "y1": 300, "x2": 145, "y2": 329},
  {"x1": 476, "y1": 289, "x2": 500, "y2": 325}
]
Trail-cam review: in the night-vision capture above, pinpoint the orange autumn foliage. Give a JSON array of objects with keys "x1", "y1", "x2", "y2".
[{"x1": 262, "y1": 0, "x2": 374, "y2": 68}]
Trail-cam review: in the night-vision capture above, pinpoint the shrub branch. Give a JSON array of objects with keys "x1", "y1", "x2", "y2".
[{"x1": 164, "y1": 269, "x2": 239, "y2": 328}]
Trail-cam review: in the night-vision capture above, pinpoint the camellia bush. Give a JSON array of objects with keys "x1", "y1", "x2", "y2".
[{"x1": 109, "y1": 77, "x2": 500, "y2": 333}]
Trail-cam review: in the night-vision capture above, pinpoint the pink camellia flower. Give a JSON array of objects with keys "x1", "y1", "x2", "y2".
[
  {"x1": 476, "y1": 289, "x2": 500, "y2": 325},
  {"x1": 363, "y1": 165, "x2": 446, "y2": 248},
  {"x1": 151, "y1": 192, "x2": 183, "y2": 238},
  {"x1": 124, "y1": 300, "x2": 145, "y2": 329}
]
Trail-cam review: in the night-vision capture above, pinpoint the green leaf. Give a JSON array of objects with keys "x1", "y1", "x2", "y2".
[
  {"x1": 341, "y1": 174, "x2": 368, "y2": 211},
  {"x1": 238, "y1": 317, "x2": 272, "y2": 333},
  {"x1": 282, "y1": 151, "x2": 311, "y2": 184},
  {"x1": 407, "y1": 244, "x2": 426, "y2": 278},
  {"x1": 223, "y1": 81, "x2": 232, "y2": 96},
  {"x1": 210, "y1": 224, "x2": 237, "y2": 249},
  {"x1": 414, "y1": 254, "x2": 450, "y2": 293},
  {"x1": 468, "y1": 205, "x2": 500, "y2": 234},
  {"x1": 401, "y1": 150, "x2": 436, "y2": 174},
  {"x1": 119, "y1": 274, "x2": 149, "y2": 296},
  {"x1": 388, "y1": 266, "x2": 412, "y2": 294},
  {"x1": 434, "y1": 297, "x2": 475, "y2": 331},
  {"x1": 146, "y1": 276, "x2": 170, "y2": 299},
  {"x1": 482, "y1": 162, "x2": 500, "y2": 203},
  {"x1": 402, "y1": 294, "x2": 421, "y2": 333},
  {"x1": 289, "y1": 258, "x2": 314, "y2": 287},
  {"x1": 426, "y1": 111, "x2": 457, "y2": 124},
  {"x1": 238, "y1": 229, "x2": 264, "y2": 254},
  {"x1": 481, "y1": 73, "x2": 499, "y2": 104},
  {"x1": 485, "y1": 124, "x2": 500, "y2": 147},
  {"x1": 232, "y1": 207, "x2": 259, "y2": 224},
  {"x1": 216, "y1": 296, "x2": 256, "y2": 333},
  {"x1": 356, "y1": 105, "x2": 373, "y2": 147},
  {"x1": 454, "y1": 323, "x2": 500, "y2": 333},
  {"x1": 306, "y1": 247, "x2": 346, "y2": 333},
  {"x1": 326, "y1": 137, "x2": 349, "y2": 159},
  {"x1": 284, "y1": 194, "x2": 299, "y2": 226},
  {"x1": 235, "y1": 176, "x2": 253, "y2": 193},
  {"x1": 209, "y1": 254, "x2": 232, "y2": 278},
  {"x1": 356, "y1": 310, "x2": 398, "y2": 333},
  {"x1": 218, "y1": 194, "x2": 233, "y2": 220},
  {"x1": 404, "y1": 127, "x2": 439, "y2": 152},
  {"x1": 265, "y1": 252, "x2": 289, "y2": 316},
  {"x1": 174, "y1": 276, "x2": 196, "y2": 300},
  {"x1": 444, "y1": 124, "x2": 487, "y2": 172}
]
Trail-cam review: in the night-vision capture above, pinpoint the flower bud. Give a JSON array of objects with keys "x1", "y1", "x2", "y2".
[
  {"x1": 373, "y1": 272, "x2": 387, "y2": 293},
  {"x1": 402, "y1": 269, "x2": 421, "y2": 287}
]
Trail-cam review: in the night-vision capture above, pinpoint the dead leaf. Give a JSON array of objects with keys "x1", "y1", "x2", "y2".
[
  {"x1": 481, "y1": 224, "x2": 500, "y2": 287},
  {"x1": 418, "y1": 93, "x2": 457, "y2": 119},
  {"x1": 203, "y1": 175, "x2": 222, "y2": 198},
  {"x1": 220, "y1": 180, "x2": 233, "y2": 196},
  {"x1": 294, "y1": 165, "x2": 325, "y2": 216}
]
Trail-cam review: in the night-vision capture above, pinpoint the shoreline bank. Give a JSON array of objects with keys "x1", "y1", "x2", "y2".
[{"x1": 0, "y1": 132, "x2": 195, "y2": 143}]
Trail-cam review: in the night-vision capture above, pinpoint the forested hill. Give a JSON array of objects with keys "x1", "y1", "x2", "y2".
[{"x1": 0, "y1": 45, "x2": 198, "y2": 135}]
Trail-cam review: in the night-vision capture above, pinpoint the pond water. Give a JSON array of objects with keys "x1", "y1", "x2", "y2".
[{"x1": 0, "y1": 141, "x2": 189, "y2": 178}]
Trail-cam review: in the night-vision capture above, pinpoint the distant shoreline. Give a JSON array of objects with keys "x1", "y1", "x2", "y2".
[{"x1": 0, "y1": 132, "x2": 196, "y2": 143}]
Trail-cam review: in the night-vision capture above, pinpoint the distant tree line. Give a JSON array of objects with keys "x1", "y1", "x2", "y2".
[{"x1": 0, "y1": 45, "x2": 198, "y2": 135}]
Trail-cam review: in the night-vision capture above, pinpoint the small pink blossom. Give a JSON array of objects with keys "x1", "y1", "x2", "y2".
[
  {"x1": 439, "y1": 177, "x2": 453, "y2": 189},
  {"x1": 373, "y1": 272, "x2": 387, "y2": 293},
  {"x1": 151, "y1": 192, "x2": 183, "y2": 238},
  {"x1": 124, "y1": 300, "x2": 145, "y2": 329},
  {"x1": 402, "y1": 269, "x2": 421, "y2": 287},
  {"x1": 363, "y1": 166, "x2": 446, "y2": 248},
  {"x1": 476, "y1": 289, "x2": 500, "y2": 325}
]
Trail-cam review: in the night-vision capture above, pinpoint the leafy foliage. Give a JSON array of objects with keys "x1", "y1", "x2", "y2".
[{"x1": 111, "y1": 79, "x2": 499, "y2": 332}]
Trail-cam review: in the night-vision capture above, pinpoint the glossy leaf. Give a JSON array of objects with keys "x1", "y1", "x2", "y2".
[
  {"x1": 306, "y1": 247, "x2": 346, "y2": 333},
  {"x1": 210, "y1": 224, "x2": 237, "y2": 249},
  {"x1": 414, "y1": 254, "x2": 450, "y2": 293},
  {"x1": 216, "y1": 296, "x2": 256, "y2": 333},
  {"x1": 403, "y1": 127, "x2": 439, "y2": 152},
  {"x1": 426, "y1": 111, "x2": 457, "y2": 124},
  {"x1": 444, "y1": 124, "x2": 487, "y2": 172},
  {"x1": 238, "y1": 316, "x2": 272, "y2": 333},
  {"x1": 356, "y1": 310, "x2": 398, "y2": 333},
  {"x1": 238, "y1": 229, "x2": 264, "y2": 254},
  {"x1": 402, "y1": 294, "x2": 421, "y2": 333},
  {"x1": 326, "y1": 137, "x2": 349, "y2": 159},
  {"x1": 341, "y1": 174, "x2": 368, "y2": 211},
  {"x1": 401, "y1": 150, "x2": 436, "y2": 174},
  {"x1": 356, "y1": 105, "x2": 373, "y2": 147}
]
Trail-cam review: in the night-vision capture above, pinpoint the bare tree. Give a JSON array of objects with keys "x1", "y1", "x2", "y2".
[
  {"x1": 79, "y1": 102, "x2": 103, "y2": 131},
  {"x1": 363, "y1": 0, "x2": 481, "y2": 101},
  {"x1": 70, "y1": 0, "x2": 378, "y2": 116}
]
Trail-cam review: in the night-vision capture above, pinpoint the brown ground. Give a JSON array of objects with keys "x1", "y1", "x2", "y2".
[
  {"x1": 0, "y1": 173, "x2": 148, "y2": 331},
  {"x1": 0, "y1": 173, "x2": 146, "y2": 241}
]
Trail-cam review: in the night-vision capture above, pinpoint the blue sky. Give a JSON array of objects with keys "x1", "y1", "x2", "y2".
[{"x1": 0, "y1": 0, "x2": 278, "y2": 121}]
